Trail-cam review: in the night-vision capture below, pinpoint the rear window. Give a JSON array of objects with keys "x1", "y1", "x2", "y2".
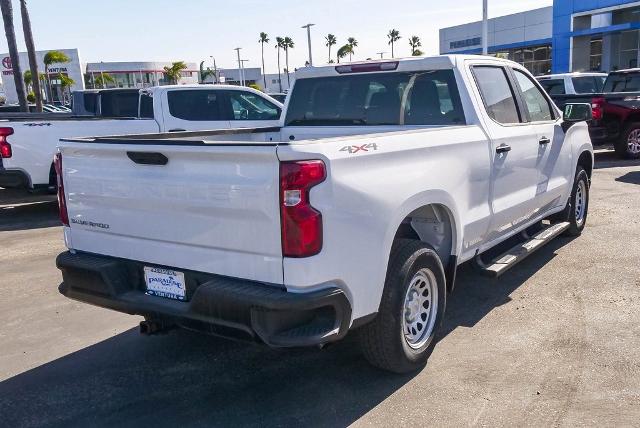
[
  {"x1": 168, "y1": 90, "x2": 222, "y2": 121},
  {"x1": 539, "y1": 79, "x2": 566, "y2": 95},
  {"x1": 572, "y1": 76, "x2": 604, "y2": 94},
  {"x1": 100, "y1": 91, "x2": 140, "y2": 117},
  {"x1": 285, "y1": 70, "x2": 465, "y2": 126},
  {"x1": 604, "y1": 73, "x2": 640, "y2": 93}
]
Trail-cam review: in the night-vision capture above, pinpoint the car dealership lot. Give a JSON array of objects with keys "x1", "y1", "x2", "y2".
[{"x1": 1, "y1": 149, "x2": 639, "y2": 427}]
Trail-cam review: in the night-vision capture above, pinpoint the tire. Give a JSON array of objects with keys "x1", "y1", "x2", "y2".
[
  {"x1": 551, "y1": 167, "x2": 590, "y2": 237},
  {"x1": 358, "y1": 239, "x2": 447, "y2": 373},
  {"x1": 615, "y1": 122, "x2": 640, "y2": 159}
]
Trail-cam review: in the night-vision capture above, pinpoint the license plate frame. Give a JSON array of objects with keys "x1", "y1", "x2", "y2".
[{"x1": 144, "y1": 266, "x2": 186, "y2": 301}]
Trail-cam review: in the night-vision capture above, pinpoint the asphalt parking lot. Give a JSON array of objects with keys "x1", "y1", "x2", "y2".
[{"x1": 1, "y1": 149, "x2": 639, "y2": 428}]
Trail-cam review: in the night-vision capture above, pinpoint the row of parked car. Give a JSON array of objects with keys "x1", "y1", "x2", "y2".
[{"x1": 537, "y1": 68, "x2": 640, "y2": 159}]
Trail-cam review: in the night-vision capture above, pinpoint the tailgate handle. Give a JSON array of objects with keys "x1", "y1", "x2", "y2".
[{"x1": 126, "y1": 151, "x2": 168, "y2": 166}]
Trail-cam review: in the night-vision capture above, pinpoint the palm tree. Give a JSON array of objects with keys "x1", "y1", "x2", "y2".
[
  {"x1": 283, "y1": 37, "x2": 294, "y2": 87},
  {"x1": 0, "y1": 0, "x2": 28, "y2": 111},
  {"x1": 387, "y1": 29, "x2": 401, "y2": 58},
  {"x1": 94, "y1": 72, "x2": 115, "y2": 88},
  {"x1": 20, "y1": 0, "x2": 42, "y2": 111},
  {"x1": 336, "y1": 44, "x2": 350, "y2": 64},
  {"x1": 325, "y1": 34, "x2": 337, "y2": 63},
  {"x1": 58, "y1": 73, "x2": 74, "y2": 104},
  {"x1": 347, "y1": 37, "x2": 358, "y2": 62},
  {"x1": 163, "y1": 61, "x2": 187, "y2": 84},
  {"x1": 259, "y1": 32, "x2": 269, "y2": 90},
  {"x1": 44, "y1": 50, "x2": 71, "y2": 102},
  {"x1": 409, "y1": 35, "x2": 422, "y2": 56},
  {"x1": 275, "y1": 36, "x2": 284, "y2": 92}
]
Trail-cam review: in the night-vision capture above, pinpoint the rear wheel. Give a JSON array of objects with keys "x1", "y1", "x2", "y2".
[
  {"x1": 616, "y1": 122, "x2": 640, "y2": 159},
  {"x1": 358, "y1": 239, "x2": 446, "y2": 373}
]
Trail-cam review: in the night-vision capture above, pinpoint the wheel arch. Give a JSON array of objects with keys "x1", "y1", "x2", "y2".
[
  {"x1": 576, "y1": 149, "x2": 593, "y2": 179},
  {"x1": 385, "y1": 192, "x2": 462, "y2": 292}
]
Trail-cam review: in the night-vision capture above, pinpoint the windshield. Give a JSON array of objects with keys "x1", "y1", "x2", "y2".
[
  {"x1": 604, "y1": 72, "x2": 640, "y2": 93},
  {"x1": 285, "y1": 70, "x2": 465, "y2": 126}
]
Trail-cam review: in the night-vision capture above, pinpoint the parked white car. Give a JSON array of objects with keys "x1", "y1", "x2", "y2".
[
  {"x1": 55, "y1": 56, "x2": 593, "y2": 373},
  {"x1": 0, "y1": 85, "x2": 282, "y2": 191},
  {"x1": 537, "y1": 72, "x2": 607, "y2": 96}
]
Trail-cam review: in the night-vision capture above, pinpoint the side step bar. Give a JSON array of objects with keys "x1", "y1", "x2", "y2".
[{"x1": 474, "y1": 222, "x2": 570, "y2": 278}]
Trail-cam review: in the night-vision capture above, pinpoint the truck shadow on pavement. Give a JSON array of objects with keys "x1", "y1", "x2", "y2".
[
  {"x1": 615, "y1": 171, "x2": 640, "y2": 185},
  {"x1": 0, "y1": 239, "x2": 572, "y2": 428},
  {"x1": 593, "y1": 148, "x2": 640, "y2": 169},
  {"x1": 0, "y1": 201, "x2": 60, "y2": 232}
]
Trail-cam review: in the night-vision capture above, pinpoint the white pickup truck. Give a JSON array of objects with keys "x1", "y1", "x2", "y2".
[
  {"x1": 0, "y1": 85, "x2": 282, "y2": 191},
  {"x1": 55, "y1": 56, "x2": 594, "y2": 373}
]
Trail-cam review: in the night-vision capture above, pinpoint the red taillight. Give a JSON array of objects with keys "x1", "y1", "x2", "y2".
[
  {"x1": 280, "y1": 160, "x2": 326, "y2": 257},
  {"x1": 0, "y1": 127, "x2": 14, "y2": 158},
  {"x1": 591, "y1": 97, "x2": 605, "y2": 121},
  {"x1": 54, "y1": 152, "x2": 69, "y2": 226}
]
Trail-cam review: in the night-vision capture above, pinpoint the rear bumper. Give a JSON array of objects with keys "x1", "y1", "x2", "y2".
[
  {"x1": 56, "y1": 251, "x2": 352, "y2": 347},
  {"x1": 0, "y1": 166, "x2": 29, "y2": 188}
]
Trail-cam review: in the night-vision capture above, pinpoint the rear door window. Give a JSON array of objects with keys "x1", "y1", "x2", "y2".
[
  {"x1": 167, "y1": 90, "x2": 223, "y2": 121},
  {"x1": 285, "y1": 70, "x2": 465, "y2": 126},
  {"x1": 604, "y1": 73, "x2": 640, "y2": 92},
  {"x1": 472, "y1": 66, "x2": 521, "y2": 124}
]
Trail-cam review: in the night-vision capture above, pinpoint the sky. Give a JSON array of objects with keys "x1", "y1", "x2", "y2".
[{"x1": 2, "y1": 0, "x2": 552, "y2": 73}]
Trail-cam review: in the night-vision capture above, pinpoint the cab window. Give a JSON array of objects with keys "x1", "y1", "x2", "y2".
[
  {"x1": 513, "y1": 69, "x2": 554, "y2": 122},
  {"x1": 472, "y1": 66, "x2": 521, "y2": 124},
  {"x1": 226, "y1": 92, "x2": 281, "y2": 120}
]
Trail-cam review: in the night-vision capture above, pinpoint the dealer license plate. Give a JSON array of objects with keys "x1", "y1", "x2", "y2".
[{"x1": 144, "y1": 267, "x2": 186, "y2": 301}]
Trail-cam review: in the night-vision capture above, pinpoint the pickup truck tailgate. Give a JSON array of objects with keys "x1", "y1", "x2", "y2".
[{"x1": 59, "y1": 142, "x2": 283, "y2": 284}]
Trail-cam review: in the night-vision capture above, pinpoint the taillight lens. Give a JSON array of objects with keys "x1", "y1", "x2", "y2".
[
  {"x1": 54, "y1": 152, "x2": 69, "y2": 226},
  {"x1": 280, "y1": 160, "x2": 326, "y2": 257},
  {"x1": 591, "y1": 97, "x2": 605, "y2": 121},
  {"x1": 0, "y1": 127, "x2": 14, "y2": 158}
]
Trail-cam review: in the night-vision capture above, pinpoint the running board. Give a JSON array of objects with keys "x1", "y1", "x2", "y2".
[{"x1": 474, "y1": 222, "x2": 570, "y2": 278}]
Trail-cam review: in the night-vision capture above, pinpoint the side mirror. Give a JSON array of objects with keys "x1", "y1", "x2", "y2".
[{"x1": 563, "y1": 103, "x2": 592, "y2": 123}]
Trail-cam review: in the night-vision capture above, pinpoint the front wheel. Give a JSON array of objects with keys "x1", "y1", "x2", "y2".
[
  {"x1": 358, "y1": 239, "x2": 446, "y2": 373},
  {"x1": 551, "y1": 167, "x2": 590, "y2": 236},
  {"x1": 616, "y1": 122, "x2": 640, "y2": 159}
]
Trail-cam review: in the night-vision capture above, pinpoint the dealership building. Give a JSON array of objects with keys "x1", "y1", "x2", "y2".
[{"x1": 440, "y1": 0, "x2": 640, "y2": 75}]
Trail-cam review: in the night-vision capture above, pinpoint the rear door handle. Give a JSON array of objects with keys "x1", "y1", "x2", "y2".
[
  {"x1": 168, "y1": 128, "x2": 186, "y2": 132},
  {"x1": 539, "y1": 137, "x2": 551, "y2": 145},
  {"x1": 496, "y1": 144, "x2": 511, "y2": 154}
]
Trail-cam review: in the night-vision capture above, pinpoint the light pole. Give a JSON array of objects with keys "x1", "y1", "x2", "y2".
[
  {"x1": 302, "y1": 23, "x2": 315, "y2": 66},
  {"x1": 376, "y1": 52, "x2": 386, "y2": 59},
  {"x1": 240, "y1": 59, "x2": 249, "y2": 86},
  {"x1": 234, "y1": 47, "x2": 243, "y2": 85},
  {"x1": 482, "y1": 0, "x2": 488, "y2": 55}
]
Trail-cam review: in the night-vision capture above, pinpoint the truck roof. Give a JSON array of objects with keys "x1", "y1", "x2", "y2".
[
  {"x1": 294, "y1": 55, "x2": 523, "y2": 79},
  {"x1": 537, "y1": 72, "x2": 608, "y2": 79}
]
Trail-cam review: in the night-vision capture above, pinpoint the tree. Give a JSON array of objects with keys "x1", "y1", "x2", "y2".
[
  {"x1": 347, "y1": 37, "x2": 358, "y2": 62},
  {"x1": 387, "y1": 29, "x2": 401, "y2": 58},
  {"x1": 58, "y1": 73, "x2": 74, "y2": 103},
  {"x1": 20, "y1": 0, "x2": 42, "y2": 111},
  {"x1": 325, "y1": 34, "x2": 337, "y2": 63},
  {"x1": 275, "y1": 36, "x2": 284, "y2": 92},
  {"x1": 336, "y1": 44, "x2": 350, "y2": 63},
  {"x1": 0, "y1": 0, "x2": 28, "y2": 111},
  {"x1": 44, "y1": 50, "x2": 71, "y2": 102},
  {"x1": 283, "y1": 37, "x2": 294, "y2": 87},
  {"x1": 259, "y1": 32, "x2": 269, "y2": 90},
  {"x1": 163, "y1": 61, "x2": 187, "y2": 84},
  {"x1": 94, "y1": 72, "x2": 114, "y2": 88},
  {"x1": 409, "y1": 35, "x2": 422, "y2": 56}
]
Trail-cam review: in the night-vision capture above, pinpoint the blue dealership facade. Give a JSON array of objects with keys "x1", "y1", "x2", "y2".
[{"x1": 440, "y1": 0, "x2": 640, "y2": 75}]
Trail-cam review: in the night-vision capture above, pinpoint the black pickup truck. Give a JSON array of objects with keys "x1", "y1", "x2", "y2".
[{"x1": 541, "y1": 69, "x2": 640, "y2": 159}]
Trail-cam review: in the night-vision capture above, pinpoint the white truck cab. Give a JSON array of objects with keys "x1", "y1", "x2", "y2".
[{"x1": 55, "y1": 56, "x2": 593, "y2": 373}]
